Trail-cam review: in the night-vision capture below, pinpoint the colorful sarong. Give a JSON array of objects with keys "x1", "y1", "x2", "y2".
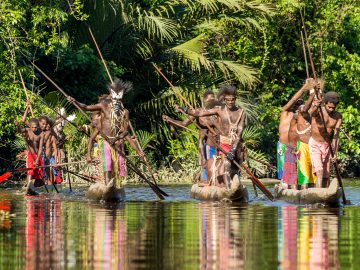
[
  {"x1": 277, "y1": 142, "x2": 287, "y2": 180},
  {"x1": 308, "y1": 137, "x2": 330, "y2": 178},
  {"x1": 49, "y1": 156, "x2": 62, "y2": 184},
  {"x1": 282, "y1": 145, "x2": 297, "y2": 185},
  {"x1": 201, "y1": 143, "x2": 217, "y2": 181},
  {"x1": 26, "y1": 151, "x2": 44, "y2": 180},
  {"x1": 297, "y1": 141, "x2": 316, "y2": 185},
  {"x1": 219, "y1": 143, "x2": 231, "y2": 155},
  {"x1": 98, "y1": 138, "x2": 126, "y2": 186}
]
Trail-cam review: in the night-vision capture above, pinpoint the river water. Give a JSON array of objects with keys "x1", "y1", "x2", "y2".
[{"x1": 0, "y1": 181, "x2": 359, "y2": 270}]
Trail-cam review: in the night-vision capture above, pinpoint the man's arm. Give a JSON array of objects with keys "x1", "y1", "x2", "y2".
[
  {"x1": 332, "y1": 115, "x2": 342, "y2": 156},
  {"x1": 163, "y1": 115, "x2": 195, "y2": 128},
  {"x1": 22, "y1": 106, "x2": 30, "y2": 127},
  {"x1": 16, "y1": 121, "x2": 27, "y2": 135},
  {"x1": 35, "y1": 133, "x2": 44, "y2": 164},
  {"x1": 178, "y1": 105, "x2": 219, "y2": 117},
  {"x1": 51, "y1": 138, "x2": 59, "y2": 164},
  {"x1": 282, "y1": 78, "x2": 315, "y2": 112},
  {"x1": 68, "y1": 96, "x2": 104, "y2": 112},
  {"x1": 302, "y1": 92, "x2": 316, "y2": 113}
]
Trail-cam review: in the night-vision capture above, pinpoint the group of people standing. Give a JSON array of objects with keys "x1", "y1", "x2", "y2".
[
  {"x1": 163, "y1": 85, "x2": 246, "y2": 189},
  {"x1": 16, "y1": 75, "x2": 343, "y2": 194},
  {"x1": 278, "y1": 78, "x2": 342, "y2": 190},
  {"x1": 16, "y1": 78, "x2": 144, "y2": 194},
  {"x1": 16, "y1": 103, "x2": 70, "y2": 192}
]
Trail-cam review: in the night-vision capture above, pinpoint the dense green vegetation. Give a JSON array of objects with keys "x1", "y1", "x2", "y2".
[{"x1": 0, "y1": 0, "x2": 359, "y2": 178}]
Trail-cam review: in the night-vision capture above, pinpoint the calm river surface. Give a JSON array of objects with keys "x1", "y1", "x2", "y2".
[{"x1": 0, "y1": 180, "x2": 359, "y2": 270}]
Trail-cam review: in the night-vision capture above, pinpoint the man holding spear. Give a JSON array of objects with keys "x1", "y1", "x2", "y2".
[
  {"x1": 178, "y1": 85, "x2": 246, "y2": 189},
  {"x1": 308, "y1": 92, "x2": 342, "y2": 188},
  {"x1": 67, "y1": 78, "x2": 141, "y2": 187}
]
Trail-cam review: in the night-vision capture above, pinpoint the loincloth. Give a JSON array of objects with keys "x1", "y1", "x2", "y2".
[
  {"x1": 282, "y1": 145, "x2": 297, "y2": 185},
  {"x1": 297, "y1": 141, "x2": 316, "y2": 185},
  {"x1": 26, "y1": 151, "x2": 44, "y2": 180},
  {"x1": 308, "y1": 137, "x2": 330, "y2": 178},
  {"x1": 98, "y1": 137, "x2": 126, "y2": 185},
  {"x1": 277, "y1": 142, "x2": 287, "y2": 180}
]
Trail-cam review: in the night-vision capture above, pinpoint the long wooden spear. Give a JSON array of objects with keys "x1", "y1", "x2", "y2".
[
  {"x1": 165, "y1": 117, "x2": 277, "y2": 171},
  {"x1": 153, "y1": 64, "x2": 274, "y2": 201},
  {"x1": 300, "y1": 9, "x2": 347, "y2": 204},
  {"x1": 32, "y1": 63, "x2": 167, "y2": 200},
  {"x1": 18, "y1": 70, "x2": 34, "y2": 117},
  {"x1": 87, "y1": 26, "x2": 161, "y2": 187}
]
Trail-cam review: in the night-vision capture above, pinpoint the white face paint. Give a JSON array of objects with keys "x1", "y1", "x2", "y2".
[
  {"x1": 110, "y1": 89, "x2": 124, "y2": 114},
  {"x1": 110, "y1": 89, "x2": 124, "y2": 100}
]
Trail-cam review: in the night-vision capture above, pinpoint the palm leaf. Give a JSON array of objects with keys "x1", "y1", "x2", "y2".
[
  {"x1": 214, "y1": 60, "x2": 258, "y2": 87},
  {"x1": 169, "y1": 34, "x2": 213, "y2": 71}
]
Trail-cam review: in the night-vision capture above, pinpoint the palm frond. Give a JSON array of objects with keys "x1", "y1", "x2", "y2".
[
  {"x1": 242, "y1": 125, "x2": 261, "y2": 147},
  {"x1": 10, "y1": 135, "x2": 26, "y2": 152},
  {"x1": 245, "y1": 148, "x2": 268, "y2": 175},
  {"x1": 135, "y1": 10, "x2": 179, "y2": 43},
  {"x1": 214, "y1": 60, "x2": 258, "y2": 87},
  {"x1": 169, "y1": 34, "x2": 213, "y2": 71}
]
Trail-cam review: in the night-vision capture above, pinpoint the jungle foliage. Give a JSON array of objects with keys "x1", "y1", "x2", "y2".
[{"x1": 0, "y1": 0, "x2": 359, "y2": 177}]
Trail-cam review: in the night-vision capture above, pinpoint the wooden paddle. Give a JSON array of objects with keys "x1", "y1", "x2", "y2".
[
  {"x1": 0, "y1": 160, "x2": 89, "y2": 182},
  {"x1": 154, "y1": 64, "x2": 275, "y2": 201}
]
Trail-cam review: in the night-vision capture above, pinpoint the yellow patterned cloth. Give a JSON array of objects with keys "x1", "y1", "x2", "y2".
[{"x1": 297, "y1": 141, "x2": 316, "y2": 185}]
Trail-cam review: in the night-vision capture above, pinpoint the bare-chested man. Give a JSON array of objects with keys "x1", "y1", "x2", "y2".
[
  {"x1": 163, "y1": 90, "x2": 220, "y2": 184},
  {"x1": 308, "y1": 91, "x2": 342, "y2": 188},
  {"x1": 278, "y1": 79, "x2": 316, "y2": 188},
  {"x1": 182, "y1": 85, "x2": 246, "y2": 189},
  {"x1": 45, "y1": 119, "x2": 63, "y2": 184},
  {"x1": 16, "y1": 118, "x2": 44, "y2": 193},
  {"x1": 69, "y1": 78, "x2": 141, "y2": 186},
  {"x1": 296, "y1": 80, "x2": 323, "y2": 189},
  {"x1": 86, "y1": 94, "x2": 109, "y2": 163}
]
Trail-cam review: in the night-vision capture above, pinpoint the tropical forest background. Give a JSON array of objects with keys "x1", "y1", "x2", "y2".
[{"x1": 0, "y1": 0, "x2": 359, "y2": 181}]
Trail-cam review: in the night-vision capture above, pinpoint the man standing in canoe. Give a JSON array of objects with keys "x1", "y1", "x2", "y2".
[
  {"x1": 68, "y1": 78, "x2": 141, "y2": 186},
  {"x1": 279, "y1": 79, "x2": 316, "y2": 189},
  {"x1": 180, "y1": 85, "x2": 246, "y2": 189},
  {"x1": 16, "y1": 118, "x2": 45, "y2": 193},
  {"x1": 296, "y1": 81, "x2": 323, "y2": 189},
  {"x1": 163, "y1": 90, "x2": 220, "y2": 184},
  {"x1": 308, "y1": 91, "x2": 342, "y2": 188}
]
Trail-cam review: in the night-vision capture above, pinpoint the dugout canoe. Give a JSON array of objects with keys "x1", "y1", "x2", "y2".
[
  {"x1": 86, "y1": 180, "x2": 125, "y2": 203},
  {"x1": 25, "y1": 182, "x2": 62, "y2": 195},
  {"x1": 274, "y1": 178, "x2": 342, "y2": 206},
  {"x1": 191, "y1": 174, "x2": 249, "y2": 202}
]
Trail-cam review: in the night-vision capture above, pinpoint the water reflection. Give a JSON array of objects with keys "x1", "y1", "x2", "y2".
[
  {"x1": 278, "y1": 207, "x2": 341, "y2": 270},
  {"x1": 0, "y1": 187, "x2": 359, "y2": 270},
  {"x1": 25, "y1": 197, "x2": 64, "y2": 270}
]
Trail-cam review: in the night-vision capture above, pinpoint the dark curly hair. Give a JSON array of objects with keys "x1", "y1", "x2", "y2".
[
  {"x1": 29, "y1": 118, "x2": 39, "y2": 125},
  {"x1": 38, "y1": 115, "x2": 48, "y2": 123},
  {"x1": 323, "y1": 91, "x2": 340, "y2": 104},
  {"x1": 203, "y1": 89, "x2": 215, "y2": 99},
  {"x1": 217, "y1": 85, "x2": 237, "y2": 101}
]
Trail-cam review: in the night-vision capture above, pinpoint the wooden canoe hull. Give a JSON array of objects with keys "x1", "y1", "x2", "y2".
[
  {"x1": 86, "y1": 180, "x2": 125, "y2": 203},
  {"x1": 274, "y1": 178, "x2": 342, "y2": 206},
  {"x1": 191, "y1": 175, "x2": 249, "y2": 202},
  {"x1": 24, "y1": 183, "x2": 62, "y2": 195}
]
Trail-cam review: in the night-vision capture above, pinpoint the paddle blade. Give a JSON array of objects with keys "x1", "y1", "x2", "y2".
[{"x1": 0, "y1": 172, "x2": 12, "y2": 183}]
